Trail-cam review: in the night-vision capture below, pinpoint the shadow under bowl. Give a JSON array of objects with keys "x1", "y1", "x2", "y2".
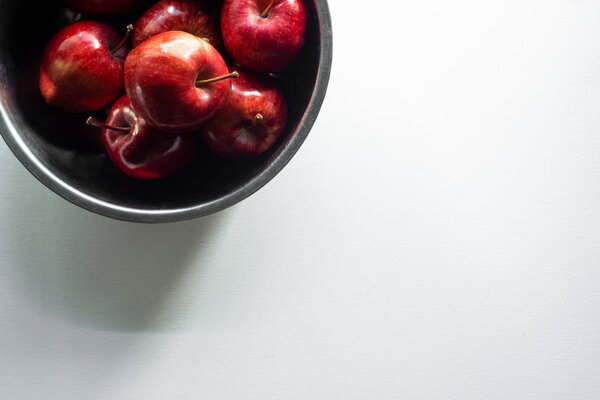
[{"x1": 0, "y1": 0, "x2": 332, "y2": 223}]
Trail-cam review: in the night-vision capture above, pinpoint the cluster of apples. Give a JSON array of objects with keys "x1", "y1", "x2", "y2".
[{"x1": 39, "y1": 0, "x2": 308, "y2": 179}]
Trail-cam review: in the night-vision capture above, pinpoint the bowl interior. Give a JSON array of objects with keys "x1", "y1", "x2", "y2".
[{"x1": 0, "y1": 0, "x2": 321, "y2": 215}]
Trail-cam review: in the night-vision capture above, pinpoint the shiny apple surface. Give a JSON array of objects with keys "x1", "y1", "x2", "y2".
[
  {"x1": 132, "y1": 0, "x2": 223, "y2": 51},
  {"x1": 221, "y1": 0, "x2": 308, "y2": 72},
  {"x1": 39, "y1": 21, "x2": 129, "y2": 113},
  {"x1": 125, "y1": 31, "x2": 231, "y2": 133},
  {"x1": 202, "y1": 68, "x2": 287, "y2": 160},
  {"x1": 101, "y1": 96, "x2": 197, "y2": 179},
  {"x1": 0, "y1": 0, "x2": 331, "y2": 222}
]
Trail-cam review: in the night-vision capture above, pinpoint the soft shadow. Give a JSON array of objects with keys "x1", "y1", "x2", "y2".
[{"x1": 2, "y1": 163, "x2": 229, "y2": 332}]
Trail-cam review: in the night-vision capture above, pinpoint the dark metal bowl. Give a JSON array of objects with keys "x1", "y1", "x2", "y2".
[{"x1": 0, "y1": 0, "x2": 332, "y2": 223}]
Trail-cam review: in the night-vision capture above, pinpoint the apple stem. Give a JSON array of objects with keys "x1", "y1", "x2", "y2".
[
  {"x1": 195, "y1": 71, "x2": 239, "y2": 86},
  {"x1": 86, "y1": 117, "x2": 130, "y2": 133},
  {"x1": 251, "y1": 113, "x2": 264, "y2": 127},
  {"x1": 261, "y1": 0, "x2": 277, "y2": 18},
  {"x1": 111, "y1": 24, "x2": 134, "y2": 55}
]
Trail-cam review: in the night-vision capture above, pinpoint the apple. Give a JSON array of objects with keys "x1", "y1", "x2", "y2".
[
  {"x1": 201, "y1": 67, "x2": 287, "y2": 160},
  {"x1": 66, "y1": 0, "x2": 144, "y2": 15},
  {"x1": 40, "y1": 21, "x2": 132, "y2": 113},
  {"x1": 86, "y1": 95, "x2": 197, "y2": 179},
  {"x1": 125, "y1": 31, "x2": 237, "y2": 133},
  {"x1": 221, "y1": 0, "x2": 308, "y2": 72},
  {"x1": 132, "y1": 0, "x2": 223, "y2": 51}
]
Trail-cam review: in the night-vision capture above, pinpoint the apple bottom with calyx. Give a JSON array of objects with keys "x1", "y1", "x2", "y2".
[
  {"x1": 200, "y1": 68, "x2": 287, "y2": 160},
  {"x1": 87, "y1": 96, "x2": 197, "y2": 179}
]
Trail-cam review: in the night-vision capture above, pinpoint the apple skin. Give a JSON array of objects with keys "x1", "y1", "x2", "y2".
[
  {"x1": 39, "y1": 21, "x2": 129, "y2": 113},
  {"x1": 100, "y1": 95, "x2": 197, "y2": 179},
  {"x1": 125, "y1": 31, "x2": 232, "y2": 133},
  {"x1": 132, "y1": 0, "x2": 223, "y2": 51},
  {"x1": 221, "y1": 0, "x2": 308, "y2": 72},
  {"x1": 201, "y1": 67, "x2": 287, "y2": 160},
  {"x1": 66, "y1": 0, "x2": 144, "y2": 15}
]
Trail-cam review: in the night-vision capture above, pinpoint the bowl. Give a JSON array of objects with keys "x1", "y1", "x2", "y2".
[{"x1": 0, "y1": 0, "x2": 332, "y2": 223}]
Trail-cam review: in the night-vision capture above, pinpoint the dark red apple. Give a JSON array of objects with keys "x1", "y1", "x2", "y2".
[
  {"x1": 221, "y1": 0, "x2": 308, "y2": 72},
  {"x1": 132, "y1": 0, "x2": 223, "y2": 51},
  {"x1": 201, "y1": 68, "x2": 287, "y2": 160},
  {"x1": 125, "y1": 31, "x2": 236, "y2": 133},
  {"x1": 87, "y1": 95, "x2": 197, "y2": 179},
  {"x1": 40, "y1": 21, "x2": 132, "y2": 113},
  {"x1": 66, "y1": 0, "x2": 144, "y2": 15}
]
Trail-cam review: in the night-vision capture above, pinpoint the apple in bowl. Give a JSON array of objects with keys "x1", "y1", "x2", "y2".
[
  {"x1": 39, "y1": 21, "x2": 131, "y2": 113},
  {"x1": 221, "y1": 0, "x2": 308, "y2": 72},
  {"x1": 124, "y1": 31, "x2": 237, "y2": 133},
  {"x1": 0, "y1": 0, "x2": 332, "y2": 222},
  {"x1": 132, "y1": 0, "x2": 223, "y2": 51},
  {"x1": 201, "y1": 68, "x2": 287, "y2": 160}
]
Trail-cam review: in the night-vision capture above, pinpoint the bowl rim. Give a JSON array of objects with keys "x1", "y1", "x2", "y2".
[{"x1": 0, "y1": 0, "x2": 332, "y2": 223}]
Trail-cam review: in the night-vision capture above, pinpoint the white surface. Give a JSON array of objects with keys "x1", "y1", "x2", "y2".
[{"x1": 2, "y1": 0, "x2": 600, "y2": 398}]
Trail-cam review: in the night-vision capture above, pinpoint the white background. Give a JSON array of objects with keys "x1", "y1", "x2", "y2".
[{"x1": 2, "y1": 0, "x2": 600, "y2": 398}]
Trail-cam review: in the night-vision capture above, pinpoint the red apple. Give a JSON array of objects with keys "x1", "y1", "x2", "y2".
[
  {"x1": 87, "y1": 95, "x2": 197, "y2": 179},
  {"x1": 66, "y1": 0, "x2": 144, "y2": 15},
  {"x1": 40, "y1": 21, "x2": 132, "y2": 113},
  {"x1": 125, "y1": 31, "x2": 236, "y2": 133},
  {"x1": 221, "y1": 0, "x2": 308, "y2": 72},
  {"x1": 132, "y1": 0, "x2": 223, "y2": 51},
  {"x1": 201, "y1": 67, "x2": 287, "y2": 160}
]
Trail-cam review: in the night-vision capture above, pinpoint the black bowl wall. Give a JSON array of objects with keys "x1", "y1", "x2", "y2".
[{"x1": 0, "y1": 0, "x2": 331, "y2": 222}]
